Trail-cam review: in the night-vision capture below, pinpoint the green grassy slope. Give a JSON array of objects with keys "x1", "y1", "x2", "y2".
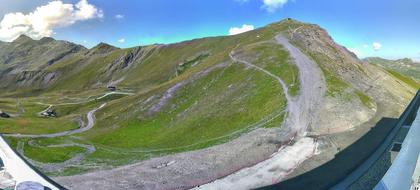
[
  {"x1": 386, "y1": 69, "x2": 420, "y2": 89},
  {"x1": 0, "y1": 19, "x2": 303, "y2": 175}
]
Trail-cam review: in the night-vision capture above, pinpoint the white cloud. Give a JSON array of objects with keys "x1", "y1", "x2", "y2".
[
  {"x1": 347, "y1": 48, "x2": 361, "y2": 57},
  {"x1": 373, "y1": 42, "x2": 382, "y2": 51},
  {"x1": 115, "y1": 14, "x2": 124, "y2": 19},
  {"x1": 229, "y1": 24, "x2": 255, "y2": 35},
  {"x1": 0, "y1": 0, "x2": 103, "y2": 42},
  {"x1": 363, "y1": 44, "x2": 369, "y2": 48},
  {"x1": 118, "y1": 38, "x2": 125, "y2": 43},
  {"x1": 262, "y1": 0, "x2": 288, "y2": 12}
]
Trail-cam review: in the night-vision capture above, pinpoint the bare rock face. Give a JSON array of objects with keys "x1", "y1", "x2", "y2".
[
  {"x1": 287, "y1": 22, "x2": 414, "y2": 134},
  {"x1": 0, "y1": 35, "x2": 84, "y2": 92},
  {"x1": 0, "y1": 70, "x2": 59, "y2": 89},
  {"x1": 104, "y1": 47, "x2": 142, "y2": 76},
  {"x1": 97, "y1": 46, "x2": 157, "y2": 86},
  {"x1": 0, "y1": 35, "x2": 86, "y2": 72},
  {"x1": 315, "y1": 96, "x2": 375, "y2": 134}
]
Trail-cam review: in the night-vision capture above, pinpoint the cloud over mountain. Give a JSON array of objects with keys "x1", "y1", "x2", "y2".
[
  {"x1": 0, "y1": 0, "x2": 103, "y2": 42},
  {"x1": 229, "y1": 24, "x2": 255, "y2": 35}
]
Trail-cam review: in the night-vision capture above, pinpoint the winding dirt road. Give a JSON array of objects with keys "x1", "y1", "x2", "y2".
[
  {"x1": 195, "y1": 35, "x2": 326, "y2": 189},
  {"x1": 5, "y1": 103, "x2": 106, "y2": 138},
  {"x1": 35, "y1": 91, "x2": 134, "y2": 107},
  {"x1": 5, "y1": 91, "x2": 134, "y2": 138}
]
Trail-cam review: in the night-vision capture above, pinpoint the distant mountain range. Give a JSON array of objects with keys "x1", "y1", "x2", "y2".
[{"x1": 365, "y1": 57, "x2": 420, "y2": 81}]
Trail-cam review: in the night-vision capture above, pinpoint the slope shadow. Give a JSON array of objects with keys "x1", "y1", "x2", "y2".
[
  {"x1": 348, "y1": 137, "x2": 395, "y2": 189},
  {"x1": 259, "y1": 90, "x2": 420, "y2": 190},
  {"x1": 258, "y1": 117, "x2": 398, "y2": 190}
]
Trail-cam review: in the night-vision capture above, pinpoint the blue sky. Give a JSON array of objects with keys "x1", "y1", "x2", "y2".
[{"x1": 1, "y1": 0, "x2": 419, "y2": 60}]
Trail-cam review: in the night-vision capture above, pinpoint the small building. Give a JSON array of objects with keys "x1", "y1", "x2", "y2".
[
  {"x1": 107, "y1": 86, "x2": 117, "y2": 91},
  {"x1": 41, "y1": 109, "x2": 56, "y2": 117},
  {"x1": 0, "y1": 111, "x2": 10, "y2": 118}
]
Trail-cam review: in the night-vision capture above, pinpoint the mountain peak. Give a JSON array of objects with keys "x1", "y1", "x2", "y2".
[
  {"x1": 87, "y1": 42, "x2": 119, "y2": 55},
  {"x1": 39, "y1": 36, "x2": 56, "y2": 43},
  {"x1": 13, "y1": 34, "x2": 33, "y2": 43},
  {"x1": 95, "y1": 42, "x2": 115, "y2": 48}
]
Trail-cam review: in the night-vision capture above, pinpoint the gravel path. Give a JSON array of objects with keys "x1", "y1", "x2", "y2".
[
  {"x1": 275, "y1": 35, "x2": 326, "y2": 138},
  {"x1": 35, "y1": 91, "x2": 134, "y2": 107},
  {"x1": 195, "y1": 35, "x2": 326, "y2": 189}
]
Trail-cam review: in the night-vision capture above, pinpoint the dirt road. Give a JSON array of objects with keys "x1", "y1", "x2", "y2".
[
  {"x1": 195, "y1": 35, "x2": 326, "y2": 189},
  {"x1": 5, "y1": 103, "x2": 106, "y2": 138}
]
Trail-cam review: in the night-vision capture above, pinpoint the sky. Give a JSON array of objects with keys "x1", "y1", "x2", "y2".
[{"x1": 0, "y1": 0, "x2": 419, "y2": 60}]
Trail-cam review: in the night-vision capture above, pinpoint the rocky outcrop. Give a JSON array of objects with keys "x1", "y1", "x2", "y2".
[
  {"x1": 99, "y1": 46, "x2": 156, "y2": 83},
  {"x1": 287, "y1": 20, "x2": 414, "y2": 133},
  {"x1": 0, "y1": 70, "x2": 59, "y2": 89}
]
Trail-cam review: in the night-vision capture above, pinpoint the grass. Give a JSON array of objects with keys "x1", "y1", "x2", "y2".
[
  {"x1": 386, "y1": 69, "x2": 420, "y2": 90},
  {"x1": 26, "y1": 62, "x2": 287, "y2": 175},
  {"x1": 287, "y1": 42, "x2": 351, "y2": 98},
  {"x1": 0, "y1": 99, "x2": 20, "y2": 113},
  {"x1": 263, "y1": 112, "x2": 286, "y2": 128},
  {"x1": 301, "y1": 48, "x2": 376, "y2": 109},
  {"x1": 85, "y1": 63, "x2": 286, "y2": 149},
  {"x1": 355, "y1": 90, "x2": 375, "y2": 109},
  {"x1": 0, "y1": 101, "x2": 79, "y2": 134},
  {"x1": 176, "y1": 53, "x2": 210, "y2": 75},
  {"x1": 0, "y1": 92, "x2": 128, "y2": 134},
  {"x1": 239, "y1": 41, "x2": 300, "y2": 96},
  {"x1": 318, "y1": 62, "x2": 350, "y2": 97},
  {"x1": 24, "y1": 144, "x2": 85, "y2": 163}
]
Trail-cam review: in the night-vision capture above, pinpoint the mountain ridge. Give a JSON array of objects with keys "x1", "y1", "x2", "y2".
[
  {"x1": 0, "y1": 18, "x2": 418, "y2": 189},
  {"x1": 364, "y1": 57, "x2": 420, "y2": 89}
]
